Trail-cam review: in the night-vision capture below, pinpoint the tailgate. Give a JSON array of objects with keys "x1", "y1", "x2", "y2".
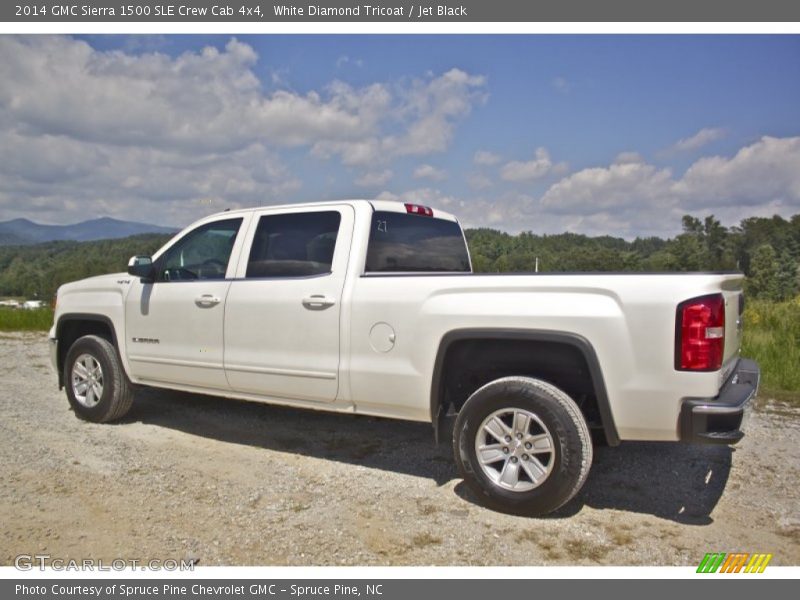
[{"x1": 722, "y1": 279, "x2": 745, "y2": 367}]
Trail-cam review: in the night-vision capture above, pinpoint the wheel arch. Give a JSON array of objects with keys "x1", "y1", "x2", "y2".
[
  {"x1": 55, "y1": 313, "x2": 124, "y2": 388},
  {"x1": 430, "y1": 328, "x2": 620, "y2": 446}
]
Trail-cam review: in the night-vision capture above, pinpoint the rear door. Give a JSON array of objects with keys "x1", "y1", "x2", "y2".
[{"x1": 224, "y1": 205, "x2": 354, "y2": 402}]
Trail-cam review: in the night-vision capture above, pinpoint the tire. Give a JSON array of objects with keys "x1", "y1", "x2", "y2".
[
  {"x1": 453, "y1": 376, "x2": 592, "y2": 516},
  {"x1": 63, "y1": 334, "x2": 134, "y2": 423}
]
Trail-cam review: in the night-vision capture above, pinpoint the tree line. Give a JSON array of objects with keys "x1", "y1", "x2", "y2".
[
  {"x1": 0, "y1": 213, "x2": 798, "y2": 302},
  {"x1": 464, "y1": 213, "x2": 800, "y2": 300},
  {"x1": 0, "y1": 234, "x2": 172, "y2": 302}
]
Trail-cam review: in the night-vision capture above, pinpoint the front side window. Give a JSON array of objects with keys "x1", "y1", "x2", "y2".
[
  {"x1": 246, "y1": 211, "x2": 341, "y2": 278},
  {"x1": 158, "y1": 218, "x2": 242, "y2": 281},
  {"x1": 365, "y1": 211, "x2": 471, "y2": 272}
]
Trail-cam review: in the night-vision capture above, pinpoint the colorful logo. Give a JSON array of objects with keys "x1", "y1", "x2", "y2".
[{"x1": 697, "y1": 552, "x2": 772, "y2": 573}]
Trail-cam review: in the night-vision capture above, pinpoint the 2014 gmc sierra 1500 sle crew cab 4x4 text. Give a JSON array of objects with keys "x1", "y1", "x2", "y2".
[{"x1": 49, "y1": 200, "x2": 760, "y2": 516}]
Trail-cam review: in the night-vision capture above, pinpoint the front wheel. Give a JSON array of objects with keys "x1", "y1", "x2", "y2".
[
  {"x1": 453, "y1": 376, "x2": 592, "y2": 516},
  {"x1": 63, "y1": 334, "x2": 134, "y2": 423}
]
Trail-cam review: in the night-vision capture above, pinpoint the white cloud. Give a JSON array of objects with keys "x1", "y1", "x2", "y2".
[
  {"x1": 473, "y1": 150, "x2": 501, "y2": 166},
  {"x1": 313, "y1": 68, "x2": 487, "y2": 167},
  {"x1": 614, "y1": 151, "x2": 645, "y2": 165},
  {"x1": 376, "y1": 136, "x2": 800, "y2": 239},
  {"x1": 355, "y1": 170, "x2": 393, "y2": 187},
  {"x1": 0, "y1": 36, "x2": 486, "y2": 225},
  {"x1": 500, "y1": 148, "x2": 567, "y2": 182},
  {"x1": 381, "y1": 136, "x2": 800, "y2": 239},
  {"x1": 531, "y1": 135, "x2": 800, "y2": 237},
  {"x1": 540, "y1": 161, "x2": 676, "y2": 214},
  {"x1": 377, "y1": 187, "x2": 461, "y2": 212},
  {"x1": 0, "y1": 37, "x2": 387, "y2": 155},
  {"x1": 675, "y1": 135, "x2": 800, "y2": 208},
  {"x1": 467, "y1": 173, "x2": 493, "y2": 190},
  {"x1": 671, "y1": 127, "x2": 726, "y2": 152},
  {"x1": 413, "y1": 164, "x2": 447, "y2": 181},
  {"x1": 392, "y1": 68, "x2": 488, "y2": 157},
  {"x1": 2, "y1": 35, "x2": 796, "y2": 240},
  {"x1": 0, "y1": 130, "x2": 301, "y2": 225}
]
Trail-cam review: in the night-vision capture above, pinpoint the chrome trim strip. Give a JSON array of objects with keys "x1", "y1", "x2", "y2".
[
  {"x1": 128, "y1": 355, "x2": 222, "y2": 370},
  {"x1": 224, "y1": 364, "x2": 337, "y2": 380}
]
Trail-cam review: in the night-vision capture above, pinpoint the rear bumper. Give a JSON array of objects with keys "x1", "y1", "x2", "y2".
[{"x1": 679, "y1": 358, "x2": 760, "y2": 445}]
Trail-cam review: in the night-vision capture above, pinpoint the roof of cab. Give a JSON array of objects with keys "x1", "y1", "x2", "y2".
[{"x1": 207, "y1": 199, "x2": 459, "y2": 223}]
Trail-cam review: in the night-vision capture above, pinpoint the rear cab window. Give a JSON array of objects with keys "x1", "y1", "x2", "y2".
[{"x1": 365, "y1": 210, "x2": 471, "y2": 273}]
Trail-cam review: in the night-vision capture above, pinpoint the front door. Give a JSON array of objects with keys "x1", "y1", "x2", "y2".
[
  {"x1": 125, "y1": 216, "x2": 245, "y2": 390},
  {"x1": 224, "y1": 206, "x2": 353, "y2": 402}
]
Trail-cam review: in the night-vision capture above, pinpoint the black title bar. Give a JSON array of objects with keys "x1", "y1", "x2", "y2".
[{"x1": 5, "y1": 0, "x2": 800, "y2": 22}]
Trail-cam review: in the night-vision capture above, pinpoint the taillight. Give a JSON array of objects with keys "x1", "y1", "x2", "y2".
[
  {"x1": 404, "y1": 203, "x2": 433, "y2": 217},
  {"x1": 675, "y1": 293, "x2": 725, "y2": 371}
]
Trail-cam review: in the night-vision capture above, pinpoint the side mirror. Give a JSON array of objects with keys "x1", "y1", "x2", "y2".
[{"x1": 128, "y1": 255, "x2": 154, "y2": 282}]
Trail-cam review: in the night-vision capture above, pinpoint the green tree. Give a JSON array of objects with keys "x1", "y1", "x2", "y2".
[
  {"x1": 776, "y1": 248, "x2": 799, "y2": 300},
  {"x1": 494, "y1": 254, "x2": 511, "y2": 273},
  {"x1": 664, "y1": 233, "x2": 707, "y2": 271},
  {"x1": 470, "y1": 253, "x2": 492, "y2": 273},
  {"x1": 747, "y1": 244, "x2": 780, "y2": 300},
  {"x1": 681, "y1": 215, "x2": 704, "y2": 236}
]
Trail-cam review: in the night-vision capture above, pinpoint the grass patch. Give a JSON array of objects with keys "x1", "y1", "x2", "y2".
[
  {"x1": 515, "y1": 529, "x2": 540, "y2": 544},
  {"x1": 415, "y1": 501, "x2": 439, "y2": 516},
  {"x1": 776, "y1": 526, "x2": 800, "y2": 543},
  {"x1": 609, "y1": 529, "x2": 635, "y2": 547},
  {"x1": 411, "y1": 532, "x2": 442, "y2": 547},
  {"x1": 0, "y1": 307, "x2": 53, "y2": 331},
  {"x1": 742, "y1": 299, "x2": 800, "y2": 404},
  {"x1": 287, "y1": 500, "x2": 311, "y2": 513},
  {"x1": 563, "y1": 539, "x2": 611, "y2": 562},
  {"x1": 537, "y1": 538, "x2": 562, "y2": 561}
]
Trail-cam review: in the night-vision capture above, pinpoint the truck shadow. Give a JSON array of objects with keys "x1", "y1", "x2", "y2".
[
  {"x1": 454, "y1": 440, "x2": 733, "y2": 525},
  {"x1": 568, "y1": 442, "x2": 732, "y2": 524},
  {"x1": 125, "y1": 387, "x2": 457, "y2": 485},
  {"x1": 125, "y1": 388, "x2": 732, "y2": 525},
  {"x1": 501, "y1": 441, "x2": 732, "y2": 525}
]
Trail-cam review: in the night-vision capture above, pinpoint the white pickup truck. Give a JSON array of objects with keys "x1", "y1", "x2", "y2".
[{"x1": 49, "y1": 200, "x2": 759, "y2": 515}]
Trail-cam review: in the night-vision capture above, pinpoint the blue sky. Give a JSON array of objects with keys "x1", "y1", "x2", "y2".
[{"x1": 2, "y1": 35, "x2": 799, "y2": 237}]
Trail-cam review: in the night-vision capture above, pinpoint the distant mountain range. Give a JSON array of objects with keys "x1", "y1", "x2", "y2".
[{"x1": 0, "y1": 217, "x2": 178, "y2": 246}]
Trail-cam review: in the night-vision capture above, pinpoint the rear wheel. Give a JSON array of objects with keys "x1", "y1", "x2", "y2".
[
  {"x1": 453, "y1": 376, "x2": 592, "y2": 516},
  {"x1": 64, "y1": 335, "x2": 134, "y2": 423}
]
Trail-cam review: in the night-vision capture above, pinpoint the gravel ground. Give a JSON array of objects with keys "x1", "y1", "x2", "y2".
[{"x1": 1, "y1": 332, "x2": 798, "y2": 566}]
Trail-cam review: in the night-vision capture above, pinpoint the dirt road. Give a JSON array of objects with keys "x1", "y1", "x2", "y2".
[{"x1": 1, "y1": 332, "x2": 798, "y2": 566}]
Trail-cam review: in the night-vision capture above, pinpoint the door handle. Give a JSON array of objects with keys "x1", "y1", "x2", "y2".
[
  {"x1": 302, "y1": 295, "x2": 336, "y2": 310},
  {"x1": 195, "y1": 294, "x2": 221, "y2": 307}
]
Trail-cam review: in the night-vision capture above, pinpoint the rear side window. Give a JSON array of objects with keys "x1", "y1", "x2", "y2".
[
  {"x1": 365, "y1": 211, "x2": 471, "y2": 273},
  {"x1": 246, "y1": 211, "x2": 341, "y2": 278}
]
